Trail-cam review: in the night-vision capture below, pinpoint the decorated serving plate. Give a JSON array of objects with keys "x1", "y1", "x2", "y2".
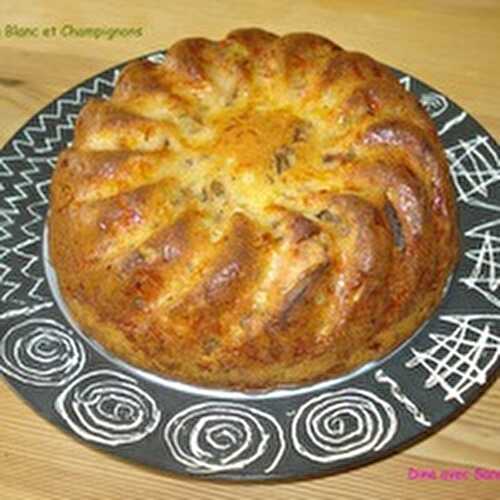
[{"x1": 0, "y1": 50, "x2": 499, "y2": 480}]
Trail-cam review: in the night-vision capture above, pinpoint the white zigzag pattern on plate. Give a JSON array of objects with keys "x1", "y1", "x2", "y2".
[
  {"x1": 32, "y1": 106, "x2": 78, "y2": 154},
  {"x1": 406, "y1": 315, "x2": 500, "y2": 404},
  {"x1": 0, "y1": 70, "x2": 118, "y2": 314},
  {"x1": 9, "y1": 160, "x2": 55, "y2": 308},
  {"x1": 33, "y1": 69, "x2": 119, "y2": 154},
  {"x1": 0, "y1": 146, "x2": 41, "y2": 306},
  {"x1": 0, "y1": 154, "x2": 58, "y2": 310}
]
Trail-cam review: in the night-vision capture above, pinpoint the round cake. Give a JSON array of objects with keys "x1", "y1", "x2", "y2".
[{"x1": 49, "y1": 29, "x2": 459, "y2": 389}]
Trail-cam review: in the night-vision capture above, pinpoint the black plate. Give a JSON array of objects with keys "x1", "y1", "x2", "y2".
[{"x1": 1, "y1": 52, "x2": 499, "y2": 480}]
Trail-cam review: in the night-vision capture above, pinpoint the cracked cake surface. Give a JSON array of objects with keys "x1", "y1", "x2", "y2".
[{"x1": 49, "y1": 28, "x2": 459, "y2": 388}]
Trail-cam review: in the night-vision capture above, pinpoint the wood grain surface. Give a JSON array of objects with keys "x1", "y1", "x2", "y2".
[{"x1": 0, "y1": 1, "x2": 499, "y2": 499}]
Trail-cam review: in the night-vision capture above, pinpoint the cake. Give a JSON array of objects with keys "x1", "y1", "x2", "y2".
[{"x1": 48, "y1": 28, "x2": 459, "y2": 388}]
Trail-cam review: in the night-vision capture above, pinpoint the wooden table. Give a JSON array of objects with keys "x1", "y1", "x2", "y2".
[{"x1": 1, "y1": 1, "x2": 499, "y2": 498}]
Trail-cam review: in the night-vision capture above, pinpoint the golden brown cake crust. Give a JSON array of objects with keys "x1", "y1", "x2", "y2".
[{"x1": 48, "y1": 28, "x2": 459, "y2": 388}]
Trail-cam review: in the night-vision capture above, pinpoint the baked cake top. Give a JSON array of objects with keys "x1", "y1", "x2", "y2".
[{"x1": 49, "y1": 29, "x2": 459, "y2": 388}]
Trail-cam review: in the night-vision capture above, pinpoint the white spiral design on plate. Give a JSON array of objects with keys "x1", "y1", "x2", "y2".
[
  {"x1": 0, "y1": 318, "x2": 86, "y2": 386},
  {"x1": 291, "y1": 389, "x2": 398, "y2": 463},
  {"x1": 164, "y1": 402, "x2": 286, "y2": 474},
  {"x1": 55, "y1": 369, "x2": 161, "y2": 446},
  {"x1": 420, "y1": 92, "x2": 449, "y2": 118}
]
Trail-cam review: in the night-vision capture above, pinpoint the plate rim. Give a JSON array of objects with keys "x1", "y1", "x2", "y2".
[{"x1": 0, "y1": 50, "x2": 499, "y2": 481}]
